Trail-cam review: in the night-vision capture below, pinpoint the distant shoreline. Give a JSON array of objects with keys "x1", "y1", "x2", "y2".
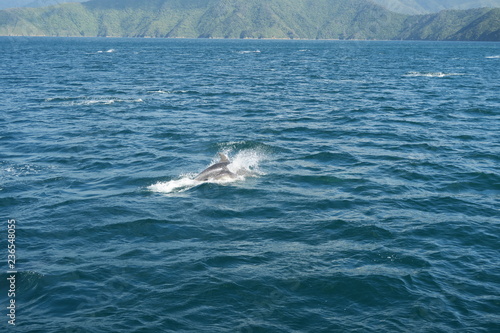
[
  {"x1": 0, "y1": 35, "x2": 497, "y2": 42},
  {"x1": 1, "y1": 2, "x2": 498, "y2": 42}
]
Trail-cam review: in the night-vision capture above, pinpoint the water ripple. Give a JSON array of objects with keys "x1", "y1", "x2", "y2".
[{"x1": 1, "y1": 38, "x2": 498, "y2": 332}]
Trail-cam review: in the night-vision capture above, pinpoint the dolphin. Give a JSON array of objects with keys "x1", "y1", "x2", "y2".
[{"x1": 195, "y1": 153, "x2": 236, "y2": 181}]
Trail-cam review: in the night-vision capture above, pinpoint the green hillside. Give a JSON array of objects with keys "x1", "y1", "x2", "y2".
[
  {"x1": 397, "y1": 8, "x2": 500, "y2": 40},
  {"x1": 0, "y1": 0, "x2": 498, "y2": 41},
  {"x1": 372, "y1": 0, "x2": 500, "y2": 14}
]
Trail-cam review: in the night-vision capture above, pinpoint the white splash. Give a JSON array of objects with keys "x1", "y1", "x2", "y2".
[
  {"x1": 45, "y1": 97, "x2": 143, "y2": 106},
  {"x1": 148, "y1": 176, "x2": 199, "y2": 194},
  {"x1": 485, "y1": 55, "x2": 500, "y2": 59},
  {"x1": 148, "y1": 90, "x2": 170, "y2": 94},
  {"x1": 1, "y1": 162, "x2": 43, "y2": 180},
  {"x1": 148, "y1": 90, "x2": 189, "y2": 94},
  {"x1": 80, "y1": 99, "x2": 116, "y2": 105},
  {"x1": 227, "y1": 149, "x2": 264, "y2": 176},
  {"x1": 404, "y1": 71, "x2": 464, "y2": 78},
  {"x1": 97, "y1": 49, "x2": 115, "y2": 53},
  {"x1": 148, "y1": 149, "x2": 266, "y2": 194},
  {"x1": 75, "y1": 99, "x2": 141, "y2": 106},
  {"x1": 237, "y1": 50, "x2": 261, "y2": 54}
]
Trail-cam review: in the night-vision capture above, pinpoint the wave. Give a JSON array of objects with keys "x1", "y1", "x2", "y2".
[
  {"x1": 44, "y1": 97, "x2": 143, "y2": 105},
  {"x1": 147, "y1": 90, "x2": 190, "y2": 94},
  {"x1": 97, "y1": 49, "x2": 116, "y2": 53},
  {"x1": 485, "y1": 55, "x2": 500, "y2": 59},
  {"x1": 404, "y1": 71, "x2": 464, "y2": 78},
  {"x1": 1, "y1": 161, "x2": 44, "y2": 180},
  {"x1": 148, "y1": 149, "x2": 266, "y2": 194},
  {"x1": 237, "y1": 50, "x2": 261, "y2": 54}
]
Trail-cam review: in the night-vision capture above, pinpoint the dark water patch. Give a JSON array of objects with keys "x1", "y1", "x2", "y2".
[
  {"x1": 303, "y1": 151, "x2": 358, "y2": 165},
  {"x1": 0, "y1": 195, "x2": 40, "y2": 210},
  {"x1": 350, "y1": 183, "x2": 393, "y2": 197},
  {"x1": 397, "y1": 142, "x2": 454, "y2": 153},
  {"x1": 410, "y1": 221, "x2": 500, "y2": 252},
  {"x1": 392, "y1": 196, "x2": 498, "y2": 217},
  {"x1": 463, "y1": 151, "x2": 500, "y2": 164},
  {"x1": 293, "y1": 198, "x2": 372, "y2": 213},
  {"x1": 442, "y1": 171, "x2": 500, "y2": 193},
  {"x1": 379, "y1": 164, "x2": 437, "y2": 182},
  {"x1": 199, "y1": 205, "x2": 285, "y2": 220},
  {"x1": 462, "y1": 107, "x2": 498, "y2": 116},
  {"x1": 337, "y1": 224, "x2": 394, "y2": 242},
  {"x1": 286, "y1": 174, "x2": 345, "y2": 186}
]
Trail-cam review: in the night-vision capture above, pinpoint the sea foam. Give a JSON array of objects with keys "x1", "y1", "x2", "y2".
[
  {"x1": 404, "y1": 71, "x2": 464, "y2": 78},
  {"x1": 237, "y1": 50, "x2": 261, "y2": 54},
  {"x1": 45, "y1": 97, "x2": 143, "y2": 106},
  {"x1": 97, "y1": 49, "x2": 116, "y2": 53}
]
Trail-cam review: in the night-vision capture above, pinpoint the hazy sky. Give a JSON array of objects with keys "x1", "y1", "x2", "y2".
[
  {"x1": 0, "y1": 0, "x2": 87, "y2": 10},
  {"x1": 372, "y1": 0, "x2": 500, "y2": 14},
  {"x1": 1, "y1": 0, "x2": 499, "y2": 12}
]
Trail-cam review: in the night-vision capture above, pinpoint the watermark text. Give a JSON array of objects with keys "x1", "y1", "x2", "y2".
[{"x1": 6, "y1": 219, "x2": 17, "y2": 326}]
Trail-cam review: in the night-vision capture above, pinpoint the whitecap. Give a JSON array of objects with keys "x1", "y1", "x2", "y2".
[
  {"x1": 44, "y1": 97, "x2": 78, "y2": 103},
  {"x1": 148, "y1": 90, "x2": 170, "y2": 94},
  {"x1": 1, "y1": 162, "x2": 42, "y2": 179},
  {"x1": 237, "y1": 50, "x2": 261, "y2": 54},
  {"x1": 404, "y1": 71, "x2": 464, "y2": 78},
  {"x1": 148, "y1": 90, "x2": 189, "y2": 94},
  {"x1": 97, "y1": 49, "x2": 115, "y2": 54},
  {"x1": 485, "y1": 55, "x2": 500, "y2": 59},
  {"x1": 63, "y1": 97, "x2": 144, "y2": 106},
  {"x1": 77, "y1": 99, "x2": 116, "y2": 105}
]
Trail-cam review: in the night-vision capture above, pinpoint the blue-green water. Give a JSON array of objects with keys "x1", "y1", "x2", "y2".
[{"x1": 1, "y1": 37, "x2": 499, "y2": 332}]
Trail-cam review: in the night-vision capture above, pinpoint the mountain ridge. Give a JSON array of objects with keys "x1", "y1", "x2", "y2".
[
  {"x1": 371, "y1": 0, "x2": 500, "y2": 14},
  {"x1": 0, "y1": 0, "x2": 499, "y2": 41},
  {"x1": 2, "y1": 0, "x2": 499, "y2": 13}
]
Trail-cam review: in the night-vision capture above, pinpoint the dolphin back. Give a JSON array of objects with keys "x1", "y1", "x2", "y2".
[
  {"x1": 218, "y1": 153, "x2": 229, "y2": 163},
  {"x1": 195, "y1": 153, "x2": 235, "y2": 181}
]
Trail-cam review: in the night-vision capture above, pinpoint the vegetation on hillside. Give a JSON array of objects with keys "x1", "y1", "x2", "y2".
[
  {"x1": 372, "y1": 0, "x2": 500, "y2": 15},
  {"x1": 397, "y1": 8, "x2": 500, "y2": 40},
  {"x1": 0, "y1": 0, "x2": 498, "y2": 41}
]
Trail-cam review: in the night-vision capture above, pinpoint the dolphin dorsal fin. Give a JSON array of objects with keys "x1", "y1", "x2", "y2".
[{"x1": 218, "y1": 153, "x2": 229, "y2": 163}]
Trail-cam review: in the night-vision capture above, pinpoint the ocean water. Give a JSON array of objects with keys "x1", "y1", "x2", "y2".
[{"x1": 1, "y1": 37, "x2": 499, "y2": 332}]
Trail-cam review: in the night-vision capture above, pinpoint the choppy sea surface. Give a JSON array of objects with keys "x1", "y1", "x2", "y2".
[{"x1": 1, "y1": 37, "x2": 499, "y2": 332}]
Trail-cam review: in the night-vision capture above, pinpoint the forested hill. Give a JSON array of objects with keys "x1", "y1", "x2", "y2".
[
  {"x1": 372, "y1": 0, "x2": 500, "y2": 14},
  {"x1": 399, "y1": 8, "x2": 500, "y2": 41},
  {"x1": 0, "y1": 0, "x2": 499, "y2": 41}
]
